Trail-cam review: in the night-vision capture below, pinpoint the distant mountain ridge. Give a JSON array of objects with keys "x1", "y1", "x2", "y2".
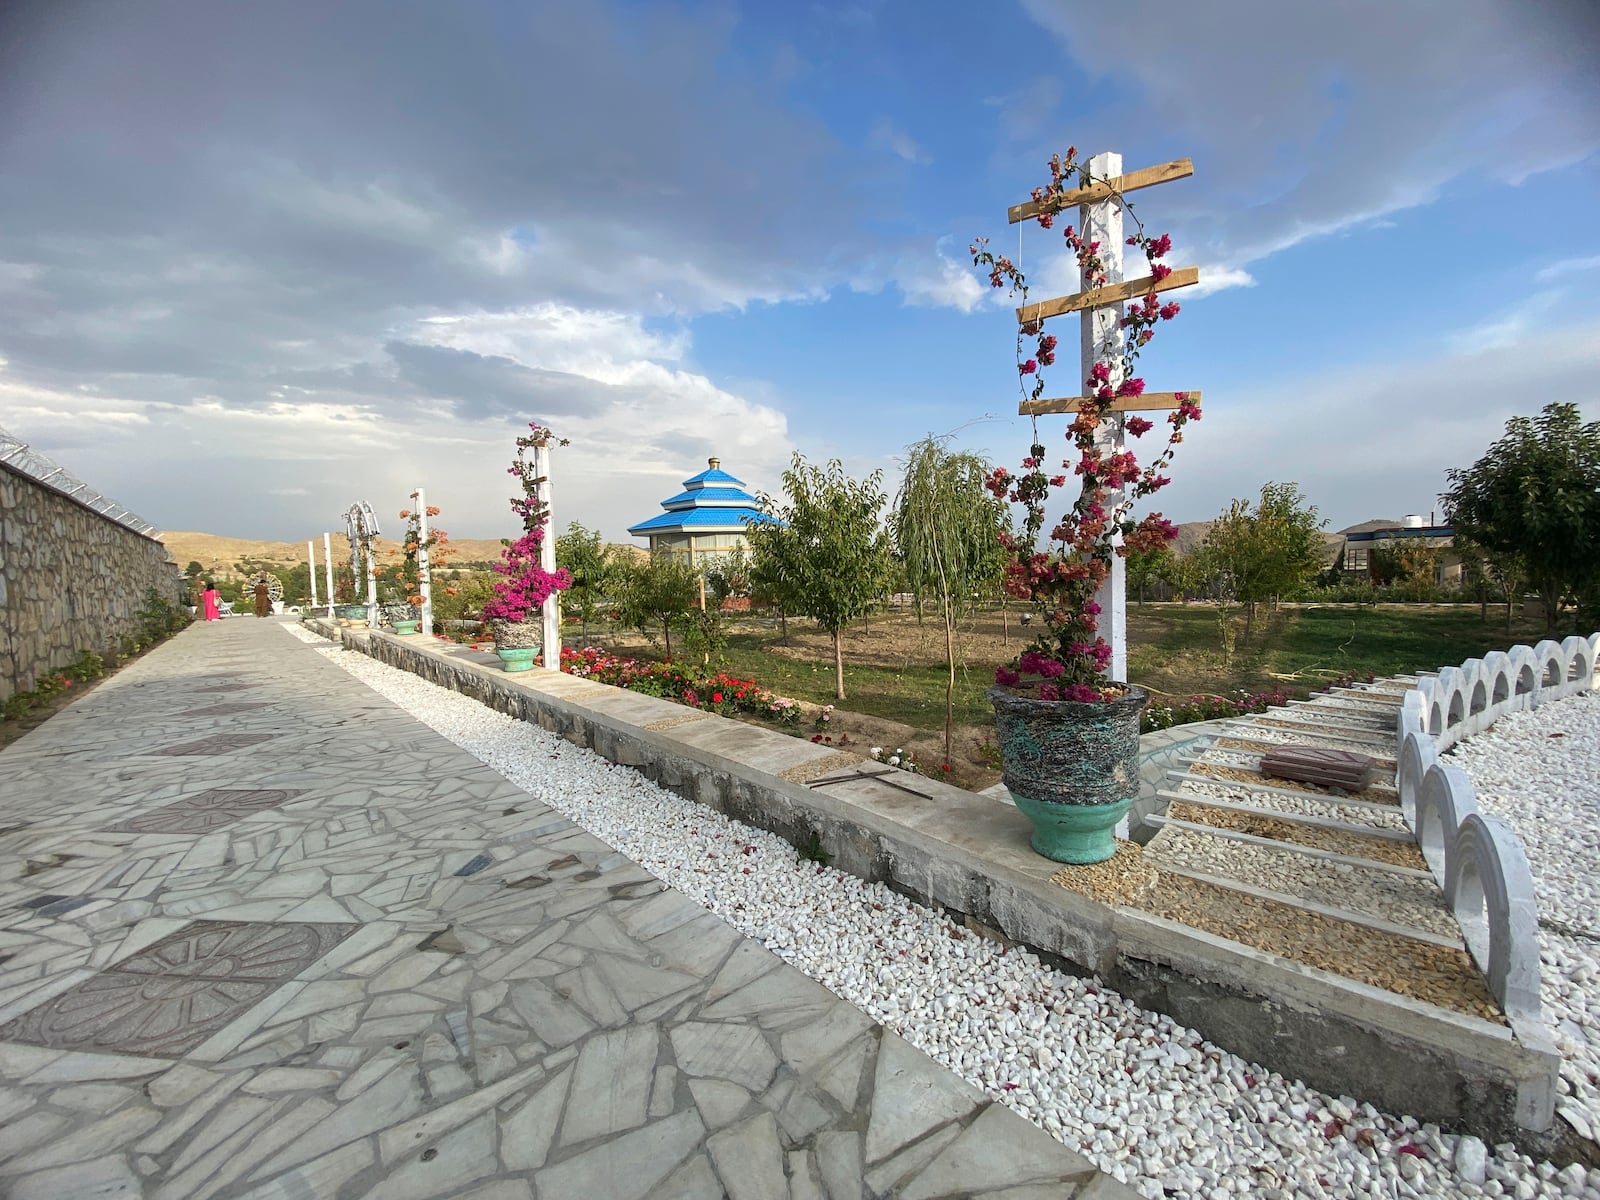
[
  {"x1": 159, "y1": 530, "x2": 644, "y2": 574},
  {"x1": 160, "y1": 530, "x2": 514, "y2": 572}
]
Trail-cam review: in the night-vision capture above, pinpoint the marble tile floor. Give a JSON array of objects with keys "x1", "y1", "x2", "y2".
[{"x1": 0, "y1": 619, "x2": 1135, "y2": 1200}]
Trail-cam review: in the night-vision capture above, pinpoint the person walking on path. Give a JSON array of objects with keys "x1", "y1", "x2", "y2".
[
  {"x1": 253, "y1": 577, "x2": 271, "y2": 618},
  {"x1": 201, "y1": 581, "x2": 221, "y2": 621}
]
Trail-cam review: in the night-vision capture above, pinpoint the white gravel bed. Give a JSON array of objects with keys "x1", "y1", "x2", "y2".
[
  {"x1": 1444, "y1": 691, "x2": 1600, "y2": 1145},
  {"x1": 289, "y1": 627, "x2": 1600, "y2": 1199},
  {"x1": 1176, "y1": 776, "x2": 1410, "y2": 831},
  {"x1": 1143, "y1": 824, "x2": 1460, "y2": 938},
  {"x1": 1218, "y1": 725, "x2": 1399, "y2": 758}
]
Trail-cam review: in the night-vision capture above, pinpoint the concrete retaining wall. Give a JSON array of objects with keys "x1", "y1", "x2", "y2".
[
  {"x1": 333, "y1": 623, "x2": 1570, "y2": 1154},
  {"x1": 0, "y1": 462, "x2": 181, "y2": 702}
]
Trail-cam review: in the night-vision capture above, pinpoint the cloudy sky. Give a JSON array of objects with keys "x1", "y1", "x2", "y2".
[{"x1": 2, "y1": 0, "x2": 1597, "y2": 547}]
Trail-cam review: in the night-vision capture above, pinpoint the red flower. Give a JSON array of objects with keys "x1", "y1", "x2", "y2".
[{"x1": 712, "y1": 692, "x2": 723, "y2": 703}]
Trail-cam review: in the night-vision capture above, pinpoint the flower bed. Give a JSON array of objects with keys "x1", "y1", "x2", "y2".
[{"x1": 558, "y1": 646, "x2": 801, "y2": 725}]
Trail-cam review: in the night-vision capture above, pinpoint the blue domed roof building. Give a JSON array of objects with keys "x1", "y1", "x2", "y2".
[{"x1": 626, "y1": 457, "x2": 780, "y2": 565}]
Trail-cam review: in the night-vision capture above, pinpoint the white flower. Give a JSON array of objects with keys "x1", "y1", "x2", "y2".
[
  {"x1": 870, "y1": 746, "x2": 883, "y2": 758},
  {"x1": 888, "y1": 756, "x2": 901, "y2": 767}
]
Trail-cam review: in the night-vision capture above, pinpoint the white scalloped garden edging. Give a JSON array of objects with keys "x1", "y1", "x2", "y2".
[{"x1": 1395, "y1": 633, "x2": 1599, "y2": 1031}]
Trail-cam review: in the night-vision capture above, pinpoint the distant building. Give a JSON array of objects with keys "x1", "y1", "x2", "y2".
[
  {"x1": 1338, "y1": 515, "x2": 1460, "y2": 584},
  {"x1": 626, "y1": 457, "x2": 780, "y2": 565}
]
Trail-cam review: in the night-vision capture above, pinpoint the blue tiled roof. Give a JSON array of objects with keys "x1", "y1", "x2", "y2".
[
  {"x1": 659, "y1": 487, "x2": 760, "y2": 508},
  {"x1": 682, "y1": 467, "x2": 745, "y2": 487},
  {"x1": 627, "y1": 508, "x2": 780, "y2": 535},
  {"x1": 627, "y1": 457, "x2": 785, "y2": 538}
]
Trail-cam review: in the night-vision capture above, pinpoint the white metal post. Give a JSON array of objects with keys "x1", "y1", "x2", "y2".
[
  {"x1": 534, "y1": 443, "x2": 561, "y2": 670},
  {"x1": 307, "y1": 540, "x2": 318, "y2": 608},
  {"x1": 411, "y1": 488, "x2": 433, "y2": 635},
  {"x1": 1081, "y1": 151, "x2": 1128, "y2": 682},
  {"x1": 363, "y1": 524, "x2": 379, "y2": 626},
  {"x1": 323, "y1": 532, "x2": 335, "y2": 614}
]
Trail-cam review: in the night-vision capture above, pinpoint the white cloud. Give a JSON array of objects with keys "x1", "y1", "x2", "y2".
[
  {"x1": 895, "y1": 247, "x2": 990, "y2": 312},
  {"x1": 1020, "y1": 0, "x2": 1600, "y2": 270},
  {"x1": 1187, "y1": 264, "x2": 1256, "y2": 298},
  {"x1": 869, "y1": 118, "x2": 929, "y2": 165},
  {"x1": 1534, "y1": 254, "x2": 1600, "y2": 283}
]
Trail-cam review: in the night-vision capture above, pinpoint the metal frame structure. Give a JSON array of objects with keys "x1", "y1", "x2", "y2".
[
  {"x1": 341, "y1": 501, "x2": 382, "y2": 626},
  {"x1": 0, "y1": 427, "x2": 161, "y2": 539}
]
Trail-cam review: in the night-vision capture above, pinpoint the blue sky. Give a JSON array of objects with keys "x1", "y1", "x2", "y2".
[{"x1": 1, "y1": 0, "x2": 1596, "y2": 545}]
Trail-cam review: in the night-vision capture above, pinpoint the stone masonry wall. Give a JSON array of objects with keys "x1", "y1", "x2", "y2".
[{"x1": 0, "y1": 462, "x2": 182, "y2": 702}]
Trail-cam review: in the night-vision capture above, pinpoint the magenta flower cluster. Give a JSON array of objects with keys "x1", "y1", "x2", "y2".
[
  {"x1": 483, "y1": 422, "x2": 572, "y2": 625},
  {"x1": 971, "y1": 148, "x2": 1200, "y2": 701}
]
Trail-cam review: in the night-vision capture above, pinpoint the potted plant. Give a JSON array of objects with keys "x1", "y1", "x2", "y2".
[
  {"x1": 483, "y1": 422, "x2": 572, "y2": 671},
  {"x1": 391, "y1": 503, "x2": 455, "y2": 634},
  {"x1": 971, "y1": 147, "x2": 1201, "y2": 863}
]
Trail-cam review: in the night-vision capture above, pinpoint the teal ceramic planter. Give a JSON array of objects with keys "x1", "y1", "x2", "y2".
[
  {"x1": 496, "y1": 647, "x2": 538, "y2": 673},
  {"x1": 391, "y1": 620, "x2": 420, "y2": 635},
  {"x1": 1009, "y1": 793, "x2": 1134, "y2": 863},
  {"x1": 988, "y1": 684, "x2": 1148, "y2": 864}
]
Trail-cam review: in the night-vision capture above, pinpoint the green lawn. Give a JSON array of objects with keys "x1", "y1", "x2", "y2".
[{"x1": 584, "y1": 601, "x2": 1590, "y2": 733}]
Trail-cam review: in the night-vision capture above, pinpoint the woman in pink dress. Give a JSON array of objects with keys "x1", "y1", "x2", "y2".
[{"x1": 202, "y1": 582, "x2": 221, "y2": 621}]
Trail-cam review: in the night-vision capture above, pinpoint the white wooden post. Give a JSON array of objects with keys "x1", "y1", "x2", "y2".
[
  {"x1": 323, "y1": 533, "x2": 335, "y2": 614},
  {"x1": 307, "y1": 540, "x2": 318, "y2": 608},
  {"x1": 1081, "y1": 150, "x2": 1128, "y2": 683},
  {"x1": 411, "y1": 487, "x2": 432, "y2": 634},
  {"x1": 535, "y1": 443, "x2": 561, "y2": 670}
]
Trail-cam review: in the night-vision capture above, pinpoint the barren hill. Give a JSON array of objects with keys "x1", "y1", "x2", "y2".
[
  {"x1": 160, "y1": 530, "x2": 512, "y2": 573},
  {"x1": 160, "y1": 531, "x2": 647, "y2": 575}
]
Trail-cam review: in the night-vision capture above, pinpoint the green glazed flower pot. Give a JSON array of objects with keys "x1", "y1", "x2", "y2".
[
  {"x1": 495, "y1": 647, "x2": 538, "y2": 673},
  {"x1": 988, "y1": 684, "x2": 1148, "y2": 864},
  {"x1": 391, "y1": 620, "x2": 420, "y2": 635}
]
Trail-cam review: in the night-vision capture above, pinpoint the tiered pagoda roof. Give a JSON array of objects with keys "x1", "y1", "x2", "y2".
[{"x1": 626, "y1": 458, "x2": 780, "y2": 538}]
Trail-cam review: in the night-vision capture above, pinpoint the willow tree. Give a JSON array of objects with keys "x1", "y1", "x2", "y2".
[
  {"x1": 892, "y1": 435, "x2": 1007, "y2": 765},
  {"x1": 747, "y1": 453, "x2": 891, "y2": 700}
]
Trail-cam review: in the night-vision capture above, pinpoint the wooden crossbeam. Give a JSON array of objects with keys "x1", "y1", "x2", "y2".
[
  {"x1": 1008, "y1": 158, "x2": 1193, "y2": 225},
  {"x1": 1019, "y1": 390, "x2": 1201, "y2": 417},
  {"x1": 1015, "y1": 266, "x2": 1199, "y2": 325}
]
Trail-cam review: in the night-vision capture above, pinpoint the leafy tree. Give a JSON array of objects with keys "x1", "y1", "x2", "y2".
[
  {"x1": 1442, "y1": 403, "x2": 1600, "y2": 631},
  {"x1": 891, "y1": 435, "x2": 1006, "y2": 765},
  {"x1": 1125, "y1": 543, "x2": 1174, "y2": 605},
  {"x1": 616, "y1": 552, "x2": 699, "y2": 657},
  {"x1": 1200, "y1": 482, "x2": 1325, "y2": 642},
  {"x1": 746, "y1": 453, "x2": 892, "y2": 700},
  {"x1": 556, "y1": 521, "x2": 615, "y2": 644},
  {"x1": 183, "y1": 560, "x2": 205, "y2": 578}
]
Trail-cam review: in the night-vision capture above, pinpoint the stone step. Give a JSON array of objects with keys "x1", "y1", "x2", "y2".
[
  {"x1": 1163, "y1": 770, "x2": 1402, "y2": 815},
  {"x1": 1143, "y1": 814, "x2": 1432, "y2": 878},
  {"x1": 1156, "y1": 789, "x2": 1410, "y2": 837},
  {"x1": 1149, "y1": 860, "x2": 1464, "y2": 950}
]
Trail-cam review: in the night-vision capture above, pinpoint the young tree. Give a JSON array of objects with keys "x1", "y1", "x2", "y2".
[
  {"x1": 616, "y1": 552, "x2": 699, "y2": 657},
  {"x1": 555, "y1": 521, "x2": 614, "y2": 644},
  {"x1": 891, "y1": 435, "x2": 1008, "y2": 765},
  {"x1": 1125, "y1": 543, "x2": 1174, "y2": 605},
  {"x1": 747, "y1": 453, "x2": 891, "y2": 700},
  {"x1": 1442, "y1": 403, "x2": 1600, "y2": 631},
  {"x1": 1201, "y1": 482, "x2": 1324, "y2": 642}
]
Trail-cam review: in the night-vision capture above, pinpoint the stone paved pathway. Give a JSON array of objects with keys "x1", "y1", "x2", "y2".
[{"x1": 0, "y1": 618, "x2": 1133, "y2": 1199}]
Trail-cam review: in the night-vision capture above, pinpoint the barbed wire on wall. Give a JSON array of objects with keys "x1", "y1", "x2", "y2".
[{"x1": 0, "y1": 426, "x2": 161, "y2": 539}]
